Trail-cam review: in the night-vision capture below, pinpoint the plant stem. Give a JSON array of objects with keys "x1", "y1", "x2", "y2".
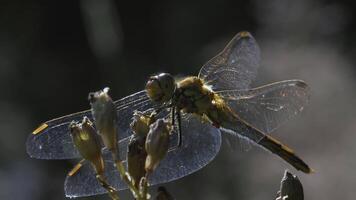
[
  {"x1": 96, "y1": 174, "x2": 121, "y2": 200},
  {"x1": 112, "y1": 153, "x2": 148, "y2": 200}
]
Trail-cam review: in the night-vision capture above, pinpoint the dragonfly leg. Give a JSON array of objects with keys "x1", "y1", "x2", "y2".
[
  {"x1": 176, "y1": 109, "x2": 182, "y2": 147},
  {"x1": 166, "y1": 108, "x2": 183, "y2": 152},
  {"x1": 171, "y1": 106, "x2": 175, "y2": 126}
]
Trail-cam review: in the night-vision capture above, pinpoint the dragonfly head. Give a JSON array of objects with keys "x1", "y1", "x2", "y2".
[{"x1": 146, "y1": 73, "x2": 176, "y2": 103}]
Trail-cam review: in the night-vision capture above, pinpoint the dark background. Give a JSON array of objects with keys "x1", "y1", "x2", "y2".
[{"x1": 1, "y1": 0, "x2": 356, "y2": 199}]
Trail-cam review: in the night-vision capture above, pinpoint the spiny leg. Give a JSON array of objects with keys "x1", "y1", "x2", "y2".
[
  {"x1": 171, "y1": 106, "x2": 175, "y2": 127},
  {"x1": 167, "y1": 107, "x2": 183, "y2": 152},
  {"x1": 176, "y1": 108, "x2": 182, "y2": 147}
]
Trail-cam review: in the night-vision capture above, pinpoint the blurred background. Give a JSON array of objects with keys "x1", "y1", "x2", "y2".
[{"x1": 1, "y1": 0, "x2": 355, "y2": 199}]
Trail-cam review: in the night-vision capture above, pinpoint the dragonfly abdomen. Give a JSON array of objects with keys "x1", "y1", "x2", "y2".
[
  {"x1": 219, "y1": 114, "x2": 312, "y2": 173},
  {"x1": 258, "y1": 135, "x2": 312, "y2": 173}
]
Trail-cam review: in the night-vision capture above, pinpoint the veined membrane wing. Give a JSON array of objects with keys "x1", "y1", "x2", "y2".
[
  {"x1": 198, "y1": 31, "x2": 260, "y2": 92},
  {"x1": 26, "y1": 90, "x2": 154, "y2": 160},
  {"x1": 27, "y1": 88, "x2": 222, "y2": 198},
  {"x1": 218, "y1": 80, "x2": 310, "y2": 133},
  {"x1": 64, "y1": 115, "x2": 221, "y2": 197}
]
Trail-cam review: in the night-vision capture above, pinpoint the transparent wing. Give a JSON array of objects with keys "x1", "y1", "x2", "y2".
[
  {"x1": 218, "y1": 80, "x2": 310, "y2": 133},
  {"x1": 64, "y1": 115, "x2": 221, "y2": 197},
  {"x1": 198, "y1": 31, "x2": 260, "y2": 92},
  {"x1": 64, "y1": 151, "x2": 122, "y2": 198},
  {"x1": 26, "y1": 90, "x2": 155, "y2": 159}
]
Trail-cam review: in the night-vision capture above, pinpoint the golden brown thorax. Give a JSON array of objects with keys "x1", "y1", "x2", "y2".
[{"x1": 175, "y1": 76, "x2": 236, "y2": 127}]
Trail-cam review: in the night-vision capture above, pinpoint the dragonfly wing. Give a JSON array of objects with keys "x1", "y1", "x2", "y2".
[
  {"x1": 26, "y1": 111, "x2": 89, "y2": 160},
  {"x1": 198, "y1": 31, "x2": 260, "y2": 91},
  {"x1": 65, "y1": 115, "x2": 222, "y2": 197},
  {"x1": 26, "y1": 90, "x2": 154, "y2": 160},
  {"x1": 219, "y1": 80, "x2": 310, "y2": 133},
  {"x1": 114, "y1": 90, "x2": 157, "y2": 140},
  {"x1": 64, "y1": 149, "x2": 125, "y2": 198},
  {"x1": 149, "y1": 115, "x2": 221, "y2": 185}
]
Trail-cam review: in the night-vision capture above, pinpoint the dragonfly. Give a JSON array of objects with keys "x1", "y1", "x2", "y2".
[{"x1": 26, "y1": 31, "x2": 311, "y2": 198}]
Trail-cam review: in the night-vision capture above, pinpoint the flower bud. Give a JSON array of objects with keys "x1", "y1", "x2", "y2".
[
  {"x1": 130, "y1": 111, "x2": 151, "y2": 137},
  {"x1": 276, "y1": 170, "x2": 304, "y2": 200},
  {"x1": 69, "y1": 117, "x2": 104, "y2": 175},
  {"x1": 155, "y1": 187, "x2": 174, "y2": 200},
  {"x1": 145, "y1": 119, "x2": 171, "y2": 173},
  {"x1": 127, "y1": 111, "x2": 153, "y2": 187},
  {"x1": 88, "y1": 87, "x2": 118, "y2": 152},
  {"x1": 127, "y1": 134, "x2": 147, "y2": 188}
]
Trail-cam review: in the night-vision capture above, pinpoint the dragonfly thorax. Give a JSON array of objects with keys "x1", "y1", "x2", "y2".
[
  {"x1": 174, "y1": 76, "x2": 237, "y2": 128},
  {"x1": 174, "y1": 76, "x2": 215, "y2": 115}
]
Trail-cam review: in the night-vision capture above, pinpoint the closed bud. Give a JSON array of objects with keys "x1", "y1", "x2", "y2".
[
  {"x1": 156, "y1": 187, "x2": 174, "y2": 200},
  {"x1": 88, "y1": 87, "x2": 118, "y2": 152},
  {"x1": 145, "y1": 119, "x2": 171, "y2": 173},
  {"x1": 276, "y1": 170, "x2": 304, "y2": 200},
  {"x1": 127, "y1": 134, "x2": 147, "y2": 188},
  {"x1": 127, "y1": 111, "x2": 153, "y2": 187},
  {"x1": 130, "y1": 111, "x2": 151, "y2": 137},
  {"x1": 69, "y1": 117, "x2": 104, "y2": 175}
]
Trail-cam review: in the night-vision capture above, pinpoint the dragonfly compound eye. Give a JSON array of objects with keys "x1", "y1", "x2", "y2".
[
  {"x1": 145, "y1": 119, "x2": 171, "y2": 173},
  {"x1": 146, "y1": 73, "x2": 175, "y2": 103}
]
